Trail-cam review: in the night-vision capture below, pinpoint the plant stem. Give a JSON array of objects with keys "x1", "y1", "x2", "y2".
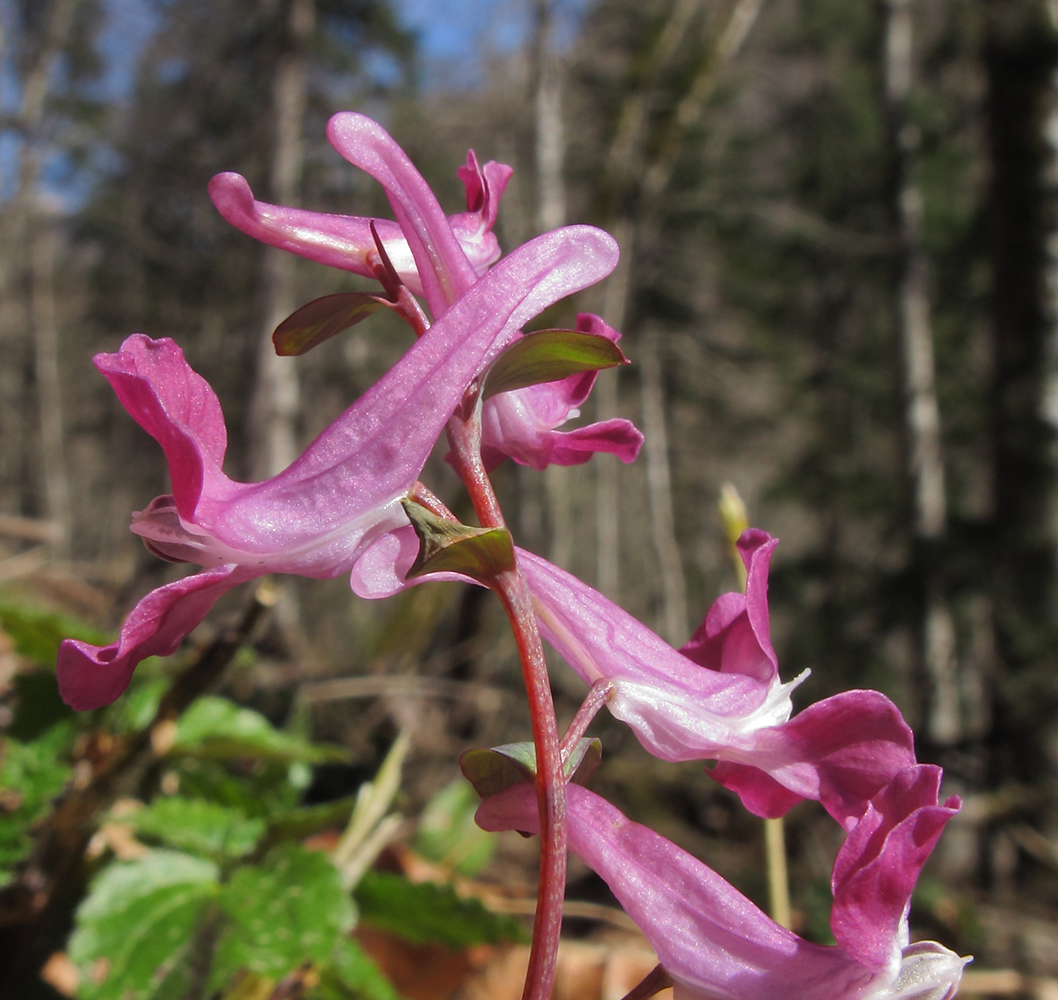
[
  {"x1": 493, "y1": 568, "x2": 567, "y2": 1000},
  {"x1": 446, "y1": 405, "x2": 567, "y2": 1000},
  {"x1": 560, "y1": 679, "x2": 614, "y2": 763}
]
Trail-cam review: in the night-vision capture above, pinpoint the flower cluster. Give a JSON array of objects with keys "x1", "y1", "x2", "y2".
[{"x1": 58, "y1": 113, "x2": 967, "y2": 1000}]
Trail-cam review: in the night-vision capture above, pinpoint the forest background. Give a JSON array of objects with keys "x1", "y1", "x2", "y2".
[{"x1": 2, "y1": 0, "x2": 1058, "y2": 995}]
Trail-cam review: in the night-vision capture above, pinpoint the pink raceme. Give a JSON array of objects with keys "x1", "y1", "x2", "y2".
[
  {"x1": 477, "y1": 770, "x2": 967, "y2": 1000},
  {"x1": 215, "y1": 112, "x2": 642, "y2": 471},
  {"x1": 57, "y1": 224, "x2": 618, "y2": 711}
]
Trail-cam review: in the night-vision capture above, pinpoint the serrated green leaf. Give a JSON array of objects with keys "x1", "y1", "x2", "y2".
[
  {"x1": 120, "y1": 797, "x2": 266, "y2": 862},
  {"x1": 172, "y1": 698, "x2": 350, "y2": 765},
  {"x1": 69, "y1": 850, "x2": 219, "y2": 1000},
  {"x1": 211, "y1": 844, "x2": 354, "y2": 987},
  {"x1": 273, "y1": 294, "x2": 385, "y2": 356},
  {"x1": 401, "y1": 501, "x2": 514, "y2": 583},
  {"x1": 307, "y1": 938, "x2": 401, "y2": 1000},
  {"x1": 354, "y1": 872, "x2": 526, "y2": 948},
  {"x1": 415, "y1": 779, "x2": 495, "y2": 877},
  {"x1": 0, "y1": 724, "x2": 74, "y2": 886},
  {"x1": 482, "y1": 329, "x2": 627, "y2": 400}
]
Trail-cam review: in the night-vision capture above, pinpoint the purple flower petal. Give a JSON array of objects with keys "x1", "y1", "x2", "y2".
[
  {"x1": 477, "y1": 776, "x2": 966, "y2": 1000},
  {"x1": 709, "y1": 690, "x2": 916, "y2": 829},
  {"x1": 208, "y1": 172, "x2": 419, "y2": 288},
  {"x1": 830, "y1": 765, "x2": 961, "y2": 971},
  {"x1": 519, "y1": 538, "x2": 917, "y2": 825},
  {"x1": 57, "y1": 564, "x2": 255, "y2": 711},
  {"x1": 327, "y1": 112, "x2": 480, "y2": 316},
  {"x1": 478, "y1": 313, "x2": 644, "y2": 470},
  {"x1": 62, "y1": 225, "x2": 618, "y2": 709}
]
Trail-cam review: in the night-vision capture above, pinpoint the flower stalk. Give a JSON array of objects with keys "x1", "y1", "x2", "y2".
[{"x1": 447, "y1": 396, "x2": 567, "y2": 1000}]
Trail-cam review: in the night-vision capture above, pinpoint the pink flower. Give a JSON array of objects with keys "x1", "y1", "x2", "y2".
[
  {"x1": 518, "y1": 530, "x2": 916, "y2": 829},
  {"x1": 478, "y1": 314, "x2": 644, "y2": 471},
  {"x1": 209, "y1": 153, "x2": 511, "y2": 301},
  {"x1": 57, "y1": 224, "x2": 619, "y2": 711},
  {"x1": 477, "y1": 768, "x2": 967, "y2": 1000},
  {"x1": 214, "y1": 112, "x2": 641, "y2": 471}
]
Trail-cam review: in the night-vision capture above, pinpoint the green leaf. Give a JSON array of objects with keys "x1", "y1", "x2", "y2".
[
  {"x1": 481, "y1": 329, "x2": 627, "y2": 400},
  {"x1": 564, "y1": 737, "x2": 603, "y2": 786},
  {"x1": 258, "y1": 795, "x2": 359, "y2": 855},
  {"x1": 69, "y1": 850, "x2": 220, "y2": 1000},
  {"x1": 119, "y1": 797, "x2": 266, "y2": 862},
  {"x1": 172, "y1": 698, "x2": 350, "y2": 765},
  {"x1": 106, "y1": 676, "x2": 169, "y2": 735},
  {"x1": 459, "y1": 738, "x2": 601, "y2": 801},
  {"x1": 6, "y1": 669, "x2": 74, "y2": 742},
  {"x1": 211, "y1": 844, "x2": 355, "y2": 987},
  {"x1": 0, "y1": 602, "x2": 110, "y2": 667},
  {"x1": 272, "y1": 294, "x2": 385, "y2": 356},
  {"x1": 415, "y1": 779, "x2": 495, "y2": 877},
  {"x1": 400, "y1": 501, "x2": 514, "y2": 583},
  {"x1": 307, "y1": 938, "x2": 401, "y2": 1000},
  {"x1": 0, "y1": 724, "x2": 74, "y2": 886},
  {"x1": 354, "y1": 871, "x2": 525, "y2": 948},
  {"x1": 458, "y1": 743, "x2": 535, "y2": 800}
]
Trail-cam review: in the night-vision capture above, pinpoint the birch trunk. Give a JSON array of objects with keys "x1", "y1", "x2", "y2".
[
  {"x1": 250, "y1": 0, "x2": 314, "y2": 480},
  {"x1": 640, "y1": 328, "x2": 688, "y2": 642},
  {"x1": 533, "y1": 0, "x2": 575, "y2": 569},
  {"x1": 0, "y1": 0, "x2": 79, "y2": 512},
  {"x1": 982, "y1": 0, "x2": 1058, "y2": 796},
  {"x1": 31, "y1": 225, "x2": 70, "y2": 556},
  {"x1": 597, "y1": 0, "x2": 762, "y2": 616},
  {"x1": 884, "y1": 0, "x2": 960, "y2": 745}
]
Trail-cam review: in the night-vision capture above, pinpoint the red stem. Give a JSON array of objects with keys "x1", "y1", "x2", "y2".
[
  {"x1": 560, "y1": 679, "x2": 614, "y2": 764},
  {"x1": 446, "y1": 404, "x2": 567, "y2": 1000}
]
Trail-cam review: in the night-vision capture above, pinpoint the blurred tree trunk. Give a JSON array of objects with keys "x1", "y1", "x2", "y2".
[
  {"x1": 251, "y1": 0, "x2": 314, "y2": 480},
  {"x1": 640, "y1": 327, "x2": 688, "y2": 642},
  {"x1": 882, "y1": 0, "x2": 960, "y2": 746},
  {"x1": 31, "y1": 224, "x2": 70, "y2": 556},
  {"x1": 532, "y1": 0, "x2": 576, "y2": 569},
  {"x1": 594, "y1": 0, "x2": 761, "y2": 627},
  {"x1": 595, "y1": 0, "x2": 703, "y2": 603},
  {"x1": 0, "y1": 0, "x2": 79, "y2": 515},
  {"x1": 981, "y1": 0, "x2": 1058, "y2": 803}
]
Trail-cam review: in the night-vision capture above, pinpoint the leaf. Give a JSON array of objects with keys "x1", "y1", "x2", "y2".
[
  {"x1": 68, "y1": 850, "x2": 220, "y2": 1000},
  {"x1": 211, "y1": 844, "x2": 355, "y2": 987},
  {"x1": 257, "y1": 795, "x2": 359, "y2": 855},
  {"x1": 481, "y1": 329, "x2": 627, "y2": 400},
  {"x1": 565, "y1": 737, "x2": 603, "y2": 786},
  {"x1": 172, "y1": 698, "x2": 350, "y2": 765},
  {"x1": 272, "y1": 294, "x2": 385, "y2": 356},
  {"x1": 120, "y1": 797, "x2": 266, "y2": 862},
  {"x1": 400, "y1": 501, "x2": 514, "y2": 583},
  {"x1": 459, "y1": 738, "x2": 601, "y2": 801},
  {"x1": 0, "y1": 724, "x2": 74, "y2": 886},
  {"x1": 458, "y1": 743, "x2": 536, "y2": 800},
  {"x1": 415, "y1": 779, "x2": 495, "y2": 877},
  {"x1": 0, "y1": 602, "x2": 110, "y2": 667},
  {"x1": 6, "y1": 669, "x2": 74, "y2": 742},
  {"x1": 354, "y1": 871, "x2": 526, "y2": 948},
  {"x1": 307, "y1": 938, "x2": 401, "y2": 1000}
]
